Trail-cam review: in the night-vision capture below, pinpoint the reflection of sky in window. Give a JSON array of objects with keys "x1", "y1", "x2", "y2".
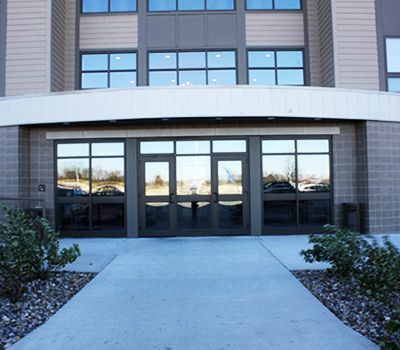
[
  {"x1": 178, "y1": 0, "x2": 205, "y2": 10},
  {"x1": 82, "y1": 54, "x2": 108, "y2": 71},
  {"x1": 141, "y1": 141, "x2": 174, "y2": 154},
  {"x1": 149, "y1": 53, "x2": 177, "y2": 69},
  {"x1": 149, "y1": 0, "x2": 176, "y2": 10},
  {"x1": 149, "y1": 72, "x2": 177, "y2": 86},
  {"x1": 82, "y1": 0, "x2": 108, "y2": 12},
  {"x1": 262, "y1": 140, "x2": 295, "y2": 154},
  {"x1": 297, "y1": 140, "x2": 329, "y2": 153},
  {"x1": 274, "y1": 0, "x2": 301, "y2": 9},
  {"x1": 176, "y1": 141, "x2": 210, "y2": 154},
  {"x1": 248, "y1": 51, "x2": 275, "y2": 68},
  {"x1": 298, "y1": 155, "x2": 330, "y2": 181},
  {"x1": 207, "y1": 0, "x2": 234, "y2": 10},
  {"x1": 178, "y1": 52, "x2": 206, "y2": 68},
  {"x1": 58, "y1": 143, "x2": 89, "y2": 157},
  {"x1": 110, "y1": 72, "x2": 136, "y2": 88},
  {"x1": 276, "y1": 51, "x2": 303, "y2": 67},
  {"x1": 277, "y1": 70, "x2": 304, "y2": 85},
  {"x1": 263, "y1": 155, "x2": 295, "y2": 179},
  {"x1": 92, "y1": 143, "x2": 125, "y2": 156},
  {"x1": 208, "y1": 70, "x2": 236, "y2": 85},
  {"x1": 247, "y1": 0, "x2": 272, "y2": 9},
  {"x1": 386, "y1": 38, "x2": 400, "y2": 73},
  {"x1": 388, "y1": 78, "x2": 400, "y2": 93},
  {"x1": 176, "y1": 156, "x2": 211, "y2": 184},
  {"x1": 213, "y1": 140, "x2": 246, "y2": 153},
  {"x1": 218, "y1": 161, "x2": 242, "y2": 181},
  {"x1": 82, "y1": 73, "x2": 108, "y2": 89},
  {"x1": 110, "y1": 0, "x2": 136, "y2": 11},
  {"x1": 110, "y1": 53, "x2": 136, "y2": 70},
  {"x1": 249, "y1": 70, "x2": 276, "y2": 85},
  {"x1": 145, "y1": 163, "x2": 169, "y2": 191},
  {"x1": 179, "y1": 71, "x2": 207, "y2": 86},
  {"x1": 207, "y1": 52, "x2": 236, "y2": 68},
  {"x1": 58, "y1": 159, "x2": 89, "y2": 178},
  {"x1": 91, "y1": 158, "x2": 125, "y2": 181}
]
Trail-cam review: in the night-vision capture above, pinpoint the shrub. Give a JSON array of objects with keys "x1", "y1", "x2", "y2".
[
  {"x1": 0, "y1": 206, "x2": 80, "y2": 302},
  {"x1": 300, "y1": 225, "x2": 369, "y2": 279},
  {"x1": 382, "y1": 308, "x2": 400, "y2": 350}
]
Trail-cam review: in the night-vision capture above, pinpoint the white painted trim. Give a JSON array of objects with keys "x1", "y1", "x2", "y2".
[
  {"x1": 46, "y1": 127, "x2": 341, "y2": 139},
  {"x1": 0, "y1": 86, "x2": 400, "y2": 127}
]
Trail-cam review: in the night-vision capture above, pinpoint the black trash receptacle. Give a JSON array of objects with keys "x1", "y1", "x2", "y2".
[
  {"x1": 24, "y1": 207, "x2": 44, "y2": 218},
  {"x1": 342, "y1": 202, "x2": 361, "y2": 232}
]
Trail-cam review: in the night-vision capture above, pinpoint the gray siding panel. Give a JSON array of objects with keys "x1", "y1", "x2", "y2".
[
  {"x1": 334, "y1": 0, "x2": 380, "y2": 90},
  {"x1": 5, "y1": 0, "x2": 51, "y2": 96},
  {"x1": 0, "y1": 0, "x2": 6, "y2": 96},
  {"x1": 65, "y1": 0, "x2": 77, "y2": 91},
  {"x1": 306, "y1": 0, "x2": 322, "y2": 86},
  {"x1": 246, "y1": 13, "x2": 304, "y2": 46},
  {"x1": 51, "y1": 0, "x2": 66, "y2": 92},
  {"x1": 80, "y1": 14, "x2": 138, "y2": 49},
  {"x1": 318, "y1": 0, "x2": 335, "y2": 87}
]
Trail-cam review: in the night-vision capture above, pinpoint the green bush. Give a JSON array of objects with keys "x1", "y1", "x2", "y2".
[
  {"x1": 0, "y1": 206, "x2": 80, "y2": 302},
  {"x1": 382, "y1": 308, "x2": 400, "y2": 350},
  {"x1": 300, "y1": 225, "x2": 369, "y2": 279}
]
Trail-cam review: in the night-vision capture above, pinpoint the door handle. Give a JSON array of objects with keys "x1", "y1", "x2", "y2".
[
  {"x1": 213, "y1": 192, "x2": 219, "y2": 203},
  {"x1": 169, "y1": 193, "x2": 174, "y2": 204}
]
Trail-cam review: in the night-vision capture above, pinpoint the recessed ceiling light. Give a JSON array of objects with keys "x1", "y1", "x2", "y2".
[
  {"x1": 267, "y1": 117, "x2": 275, "y2": 120},
  {"x1": 165, "y1": 55, "x2": 171, "y2": 59},
  {"x1": 252, "y1": 78, "x2": 258, "y2": 82},
  {"x1": 115, "y1": 56, "x2": 121, "y2": 60},
  {"x1": 265, "y1": 54, "x2": 271, "y2": 58},
  {"x1": 215, "y1": 54, "x2": 222, "y2": 58},
  {"x1": 212, "y1": 79, "x2": 217, "y2": 82},
  {"x1": 171, "y1": 79, "x2": 176, "y2": 83},
  {"x1": 130, "y1": 80, "x2": 135, "y2": 84}
]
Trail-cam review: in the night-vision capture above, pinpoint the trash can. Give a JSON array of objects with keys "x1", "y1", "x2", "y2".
[
  {"x1": 24, "y1": 207, "x2": 44, "y2": 218},
  {"x1": 342, "y1": 202, "x2": 361, "y2": 232}
]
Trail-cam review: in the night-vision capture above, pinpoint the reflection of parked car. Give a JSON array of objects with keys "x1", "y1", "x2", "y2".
[
  {"x1": 57, "y1": 186, "x2": 88, "y2": 197},
  {"x1": 264, "y1": 182, "x2": 295, "y2": 194},
  {"x1": 92, "y1": 185, "x2": 124, "y2": 196},
  {"x1": 299, "y1": 183, "x2": 329, "y2": 192}
]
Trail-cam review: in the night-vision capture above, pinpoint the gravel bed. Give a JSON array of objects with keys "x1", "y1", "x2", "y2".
[
  {"x1": 292, "y1": 270, "x2": 400, "y2": 346},
  {"x1": 0, "y1": 272, "x2": 96, "y2": 349}
]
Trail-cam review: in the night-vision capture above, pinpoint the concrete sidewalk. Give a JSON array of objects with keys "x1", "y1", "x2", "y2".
[{"x1": 11, "y1": 237, "x2": 377, "y2": 350}]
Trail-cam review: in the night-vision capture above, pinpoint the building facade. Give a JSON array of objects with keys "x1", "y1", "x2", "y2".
[{"x1": 0, "y1": 0, "x2": 400, "y2": 237}]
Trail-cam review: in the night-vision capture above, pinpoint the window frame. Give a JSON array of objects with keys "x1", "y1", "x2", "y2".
[
  {"x1": 55, "y1": 139, "x2": 127, "y2": 237},
  {"x1": 81, "y1": 0, "x2": 137, "y2": 14},
  {"x1": 247, "y1": 48, "x2": 306, "y2": 86},
  {"x1": 261, "y1": 135, "x2": 333, "y2": 234},
  {"x1": 147, "y1": 49, "x2": 238, "y2": 86},
  {"x1": 384, "y1": 36, "x2": 400, "y2": 93},
  {"x1": 80, "y1": 50, "x2": 138, "y2": 90},
  {"x1": 245, "y1": 0, "x2": 302, "y2": 11},
  {"x1": 147, "y1": 0, "x2": 236, "y2": 12}
]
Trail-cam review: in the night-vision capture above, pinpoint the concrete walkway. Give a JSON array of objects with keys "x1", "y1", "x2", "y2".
[{"x1": 11, "y1": 237, "x2": 377, "y2": 350}]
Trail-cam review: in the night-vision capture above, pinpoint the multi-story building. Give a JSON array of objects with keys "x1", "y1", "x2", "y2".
[{"x1": 0, "y1": 0, "x2": 399, "y2": 237}]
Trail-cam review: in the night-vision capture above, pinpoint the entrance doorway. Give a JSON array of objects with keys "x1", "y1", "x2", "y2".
[{"x1": 139, "y1": 139, "x2": 249, "y2": 236}]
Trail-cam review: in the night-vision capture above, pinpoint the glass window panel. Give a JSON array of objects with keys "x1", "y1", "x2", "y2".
[
  {"x1": 388, "y1": 78, "x2": 400, "y2": 93},
  {"x1": 149, "y1": 71, "x2": 178, "y2": 86},
  {"x1": 208, "y1": 70, "x2": 237, "y2": 85},
  {"x1": 81, "y1": 73, "x2": 108, "y2": 89},
  {"x1": 277, "y1": 69, "x2": 304, "y2": 85},
  {"x1": 92, "y1": 143, "x2": 125, "y2": 156},
  {"x1": 274, "y1": 0, "x2": 301, "y2": 10},
  {"x1": 246, "y1": 0, "x2": 273, "y2": 9},
  {"x1": 149, "y1": 0, "x2": 176, "y2": 10},
  {"x1": 218, "y1": 160, "x2": 243, "y2": 195},
  {"x1": 264, "y1": 201, "x2": 296, "y2": 226},
  {"x1": 299, "y1": 200, "x2": 330, "y2": 225},
  {"x1": 178, "y1": 0, "x2": 205, "y2": 10},
  {"x1": 248, "y1": 51, "x2": 275, "y2": 68},
  {"x1": 58, "y1": 143, "x2": 89, "y2": 157},
  {"x1": 207, "y1": 0, "x2": 234, "y2": 10},
  {"x1": 213, "y1": 140, "x2": 246, "y2": 153},
  {"x1": 82, "y1": 0, "x2": 108, "y2": 13},
  {"x1": 297, "y1": 139, "x2": 329, "y2": 153},
  {"x1": 178, "y1": 52, "x2": 206, "y2": 68},
  {"x1": 262, "y1": 140, "x2": 295, "y2": 154},
  {"x1": 140, "y1": 141, "x2": 174, "y2": 154},
  {"x1": 92, "y1": 158, "x2": 125, "y2": 196},
  {"x1": 179, "y1": 70, "x2": 207, "y2": 86},
  {"x1": 263, "y1": 155, "x2": 296, "y2": 194},
  {"x1": 110, "y1": 72, "x2": 137, "y2": 88},
  {"x1": 177, "y1": 202, "x2": 211, "y2": 229},
  {"x1": 145, "y1": 162, "x2": 170, "y2": 196},
  {"x1": 276, "y1": 51, "x2": 303, "y2": 68},
  {"x1": 386, "y1": 38, "x2": 400, "y2": 73},
  {"x1": 207, "y1": 51, "x2": 236, "y2": 68},
  {"x1": 149, "y1": 53, "x2": 177, "y2": 69},
  {"x1": 110, "y1": 53, "x2": 136, "y2": 70},
  {"x1": 145, "y1": 203, "x2": 170, "y2": 229},
  {"x1": 110, "y1": 0, "x2": 136, "y2": 11},
  {"x1": 92, "y1": 204, "x2": 125, "y2": 231},
  {"x1": 57, "y1": 159, "x2": 90, "y2": 197},
  {"x1": 82, "y1": 54, "x2": 108, "y2": 71},
  {"x1": 176, "y1": 156, "x2": 211, "y2": 195},
  {"x1": 58, "y1": 204, "x2": 90, "y2": 231},
  {"x1": 176, "y1": 141, "x2": 210, "y2": 154},
  {"x1": 298, "y1": 155, "x2": 330, "y2": 193},
  {"x1": 218, "y1": 201, "x2": 243, "y2": 229},
  {"x1": 249, "y1": 70, "x2": 276, "y2": 85}
]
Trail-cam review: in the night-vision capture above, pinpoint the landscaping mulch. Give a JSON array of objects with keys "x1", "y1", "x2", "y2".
[
  {"x1": 0, "y1": 272, "x2": 96, "y2": 349},
  {"x1": 292, "y1": 270, "x2": 400, "y2": 346}
]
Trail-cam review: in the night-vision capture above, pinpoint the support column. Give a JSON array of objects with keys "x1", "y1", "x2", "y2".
[
  {"x1": 126, "y1": 139, "x2": 139, "y2": 237},
  {"x1": 249, "y1": 137, "x2": 263, "y2": 236}
]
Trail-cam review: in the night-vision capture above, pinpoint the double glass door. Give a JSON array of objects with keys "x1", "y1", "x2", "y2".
[{"x1": 139, "y1": 153, "x2": 248, "y2": 236}]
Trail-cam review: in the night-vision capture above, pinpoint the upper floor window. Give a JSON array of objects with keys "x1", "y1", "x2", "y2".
[
  {"x1": 148, "y1": 0, "x2": 234, "y2": 11},
  {"x1": 148, "y1": 50, "x2": 237, "y2": 86},
  {"x1": 81, "y1": 52, "x2": 137, "y2": 89},
  {"x1": 246, "y1": 0, "x2": 301, "y2": 10},
  {"x1": 82, "y1": 0, "x2": 137, "y2": 13},
  {"x1": 248, "y1": 50, "x2": 304, "y2": 86},
  {"x1": 386, "y1": 38, "x2": 400, "y2": 93}
]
